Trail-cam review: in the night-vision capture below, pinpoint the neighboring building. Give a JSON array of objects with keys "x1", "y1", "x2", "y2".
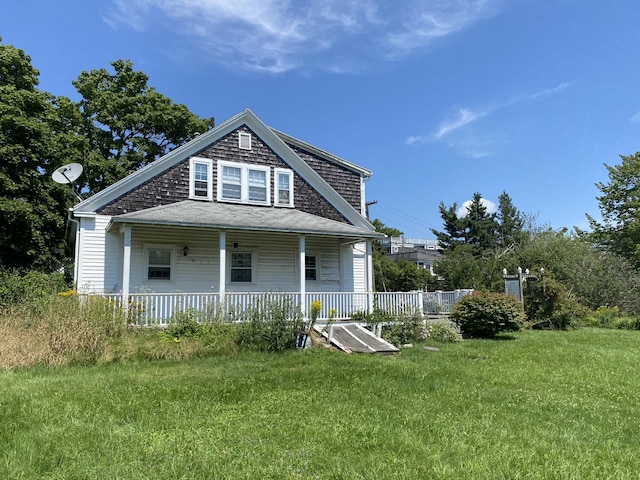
[
  {"x1": 70, "y1": 109, "x2": 382, "y2": 316},
  {"x1": 382, "y1": 237, "x2": 442, "y2": 275}
]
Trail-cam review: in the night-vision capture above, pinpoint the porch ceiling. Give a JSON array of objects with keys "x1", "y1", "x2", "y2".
[{"x1": 108, "y1": 200, "x2": 383, "y2": 240}]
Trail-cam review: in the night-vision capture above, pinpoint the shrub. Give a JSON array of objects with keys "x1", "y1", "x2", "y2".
[
  {"x1": 427, "y1": 320, "x2": 460, "y2": 342},
  {"x1": 524, "y1": 275, "x2": 589, "y2": 330},
  {"x1": 611, "y1": 316, "x2": 640, "y2": 330},
  {"x1": 165, "y1": 309, "x2": 206, "y2": 339},
  {"x1": 236, "y1": 296, "x2": 304, "y2": 352},
  {"x1": 451, "y1": 291, "x2": 525, "y2": 338},
  {"x1": 588, "y1": 306, "x2": 620, "y2": 328},
  {"x1": 0, "y1": 270, "x2": 69, "y2": 315},
  {"x1": 382, "y1": 311, "x2": 426, "y2": 346}
]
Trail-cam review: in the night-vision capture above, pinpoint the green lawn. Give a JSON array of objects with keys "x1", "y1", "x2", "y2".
[{"x1": 2, "y1": 329, "x2": 639, "y2": 479}]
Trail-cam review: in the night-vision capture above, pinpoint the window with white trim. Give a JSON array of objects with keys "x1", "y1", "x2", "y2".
[
  {"x1": 145, "y1": 246, "x2": 175, "y2": 281},
  {"x1": 217, "y1": 161, "x2": 270, "y2": 205},
  {"x1": 305, "y1": 255, "x2": 317, "y2": 281},
  {"x1": 230, "y1": 252, "x2": 254, "y2": 283},
  {"x1": 275, "y1": 168, "x2": 294, "y2": 207},
  {"x1": 189, "y1": 157, "x2": 213, "y2": 200}
]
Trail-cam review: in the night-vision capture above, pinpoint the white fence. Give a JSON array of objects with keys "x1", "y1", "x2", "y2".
[
  {"x1": 423, "y1": 289, "x2": 474, "y2": 314},
  {"x1": 98, "y1": 290, "x2": 472, "y2": 326}
]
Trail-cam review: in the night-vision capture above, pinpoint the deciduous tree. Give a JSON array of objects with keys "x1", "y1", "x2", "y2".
[
  {"x1": 0, "y1": 39, "x2": 69, "y2": 272},
  {"x1": 70, "y1": 59, "x2": 213, "y2": 195}
]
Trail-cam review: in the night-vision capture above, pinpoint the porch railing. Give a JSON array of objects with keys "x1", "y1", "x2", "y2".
[{"x1": 97, "y1": 290, "x2": 472, "y2": 326}]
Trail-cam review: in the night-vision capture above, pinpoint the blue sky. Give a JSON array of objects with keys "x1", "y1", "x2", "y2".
[{"x1": 2, "y1": 0, "x2": 640, "y2": 238}]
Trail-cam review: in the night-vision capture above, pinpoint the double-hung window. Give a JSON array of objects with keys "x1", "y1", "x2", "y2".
[
  {"x1": 217, "y1": 161, "x2": 270, "y2": 205},
  {"x1": 189, "y1": 158, "x2": 213, "y2": 200},
  {"x1": 146, "y1": 246, "x2": 175, "y2": 281},
  {"x1": 275, "y1": 168, "x2": 294, "y2": 207},
  {"x1": 305, "y1": 255, "x2": 317, "y2": 281},
  {"x1": 230, "y1": 252, "x2": 253, "y2": 283}
]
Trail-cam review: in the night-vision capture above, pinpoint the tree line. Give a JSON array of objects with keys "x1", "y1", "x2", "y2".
[{"x1": 374, "y1": 168, "x2": 640, "y2": 316}]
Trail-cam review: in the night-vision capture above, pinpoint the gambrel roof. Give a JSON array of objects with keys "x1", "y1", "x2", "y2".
[{"x1": 73, "y1": 109, "x2": 375, "y2": 231}]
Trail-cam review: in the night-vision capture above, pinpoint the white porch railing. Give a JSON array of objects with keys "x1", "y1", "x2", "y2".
[
  {"x1": 423, "y1": 289, "x2": 474, "y2": 314},
  {"x1": 98, "y1": 290, "x2": 472, "y2": 325}
]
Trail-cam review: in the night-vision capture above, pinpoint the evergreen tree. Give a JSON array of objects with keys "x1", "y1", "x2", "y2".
[
  {"x1": 496, "y1": 191, "x2": 525, "y2": 252},
  {"x1": 587, "y1": 152, "x2": 640, "y2": 267}
]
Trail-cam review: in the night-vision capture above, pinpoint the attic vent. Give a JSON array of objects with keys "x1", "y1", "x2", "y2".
[{"x1": 239, "y1": 132, "x2": 252, "y2": 150}]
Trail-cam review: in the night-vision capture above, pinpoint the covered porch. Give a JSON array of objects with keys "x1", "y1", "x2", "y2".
[{"x1": 104, "y1": 201, "x2": 384, "y2": 320}]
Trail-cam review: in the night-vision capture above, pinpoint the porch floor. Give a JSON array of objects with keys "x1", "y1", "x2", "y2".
[{"x1": 314, "y1": 323, "x2": 399, "y2": 354}]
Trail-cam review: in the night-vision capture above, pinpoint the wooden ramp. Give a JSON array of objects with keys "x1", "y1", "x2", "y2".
[{"x1": 314, "y1": 323, "x2": 399, "y2": 354}]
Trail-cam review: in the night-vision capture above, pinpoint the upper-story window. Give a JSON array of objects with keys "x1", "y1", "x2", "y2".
[
  {"x1": 189, "y1": 157, "x2": 213, "y2": 201},
  {"x1": 217, "y1": 160, "x2": 270, "y2": 205},
  {"x1": 275, "y1": 168, "x2": 294, "y2": 207}
]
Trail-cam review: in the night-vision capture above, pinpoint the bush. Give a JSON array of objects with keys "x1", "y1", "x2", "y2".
[
  {"x1": 236, "y1": 296, "x2": 304, "y2": 352},
  {"x1": 524, "y1": 275, "x2": 590, "y2": 330},
  {"x1": 0, "y1": 270, "x2": 69, "y2": 315},
  {"x1": 165, "y1": 309, "x2": 206, "y2": 339},
  {"x1": 382, "y1": 311, "x2": 426, "y2": 346},
  {"x1": 451, "y1": 292, "x2": 525, "y2": 338},
  {"x1": 427, "y1": 320, "x2": 460, "y2": 342}
]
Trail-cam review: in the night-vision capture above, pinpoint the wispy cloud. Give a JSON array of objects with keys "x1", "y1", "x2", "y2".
[
  {"x1": 406, "y1": 107, "x2": 489, "y2": 145},
  {"x1": 384, "y1": 0, "x2": 496, "y2": 59},
  {"x1": 630, "y1": 111, "x2": 640, "y2": 123},
  {"x1": 406, "y1": 81, "x2": 574, "y2": 156},
  {"x1": 105, "y1": 0, "x2": 501, "y2": 73}
]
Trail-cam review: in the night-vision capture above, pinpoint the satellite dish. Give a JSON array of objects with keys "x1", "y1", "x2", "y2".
[
  {"x1": 52, "y1": 163, "x2": 84, "y2": 202},
  {"x1": 52, "y1": 163, "x2": 83, "y2": 184}
]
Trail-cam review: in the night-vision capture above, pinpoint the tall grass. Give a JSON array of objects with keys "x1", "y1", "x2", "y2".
[
  {"x1": 0, "y1": 295, "x2": 125, "y2": 368},
  {"x1": 1, "y1": 329, "x2": 639, "y2": 478}
]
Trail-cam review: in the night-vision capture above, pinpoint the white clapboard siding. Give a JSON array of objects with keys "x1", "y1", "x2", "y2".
[
  {"x1": 100, "y1": 226, "x2": 358, "y2": 294},
  {"x1": 83, "y1": 220, "x2": 369, "y2": 295},
  {"x1": 350, "y1": 242, "x2": 367, "y2": 293},
  {"x1": 77, "y1": 215, "x2": 112, "y2": 292}
]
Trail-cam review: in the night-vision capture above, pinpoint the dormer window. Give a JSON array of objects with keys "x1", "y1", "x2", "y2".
[
  {"x1": 189, "y1": 157, "x2": 213, "y2": 201},
  {"x1": 239, "y1": 132, "x2": 252, "y2": 150}
]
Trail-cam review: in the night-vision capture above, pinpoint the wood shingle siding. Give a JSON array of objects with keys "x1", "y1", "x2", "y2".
[
  {"x1": 97, "y1": 126, "x2": 350, "y2": 223},
  {"x1": 287, "y1": 143, "x2": 363, "y2": 214}
]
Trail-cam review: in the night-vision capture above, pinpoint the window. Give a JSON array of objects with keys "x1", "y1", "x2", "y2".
[
  {"x1": 275, "y1": 169, "x2": 294, "y2": 207},
  {"x1": 248, "y1": 169, "x2": 267, "y2": 202},
  {"x1": 221, "y1": 165, "x2": 242, "y2": 200},
  {"x1": 239, "y1": 132, "x2": 252, "y2": 150},
  {"x1": 217, "y1": 161, "x2": 270, "y2": 205},
  {"x1": 305, "y1": 255, "x2": 317, "y2": 281},
  {"x1": 147, "y1": 247, "x2": 173, "y2": 281},
  {"x1": 231, "y1": 252, "x2": 253, "y2": 283},
  {"x1": 189, "y1": 158, "x2": 213, "y2": 200}
]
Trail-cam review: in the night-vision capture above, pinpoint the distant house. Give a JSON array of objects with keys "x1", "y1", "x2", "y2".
[
  {"x1": 69, "y1": 109, "x2": 384, "y2": 319},
  {"x1": 383, "y1": 237, "x2": 442, "y2": 275}
]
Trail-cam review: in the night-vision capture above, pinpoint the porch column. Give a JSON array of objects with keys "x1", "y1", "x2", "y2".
[
  {"x1": 122, "y1": 224, "x2": 131, "y2": 312},
  {"x1": 366, "y1": 239, "x2": 374, "y2": 315},
  {"x1": 299, "y1": 234, "x2": 306, "y2": 317},
  {"x1": 219, "y1": 230, "x2": 226, "y2": 300}
]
